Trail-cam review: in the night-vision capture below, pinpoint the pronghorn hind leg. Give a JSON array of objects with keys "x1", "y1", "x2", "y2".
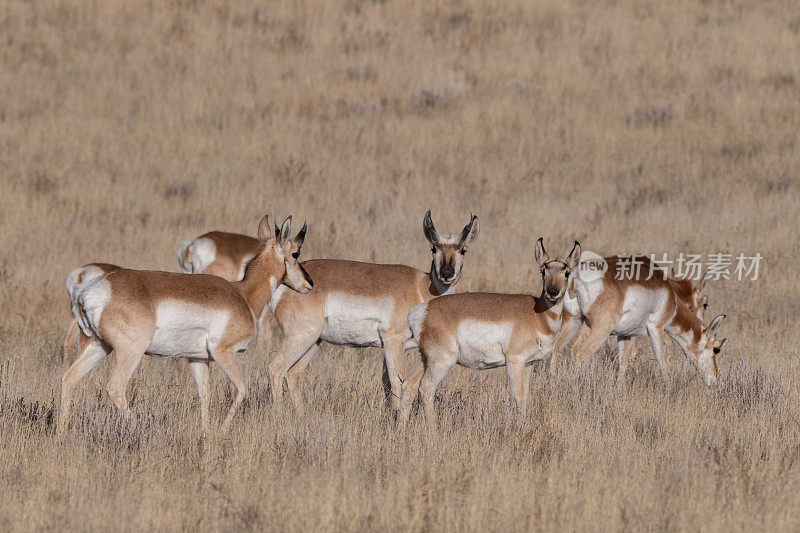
[
  {"x1": 284, "y1": 341, "x2": 321, "y2": 414},
  {"x1": 616, "y1": 335, "x2": 635, "y2": 383},
  {"x1": 399, "y1": 366, "x2": 424, "y2": 423},
  {"x1": 62, "y1": 321, "x2": 80, "y2": 363},
  {"x1": 571, "y1": 318, "x2": 615, "y2": 368},
  {"x1": 59, "y1": 334, "x2": 111, "y2": 435},
  {"x1": 105, "y1": 343, "x2": 147, "y2": 416},
  {"x1": 212, "y1": 346, "x2": 247, "y2": 435},
  {"x1": 418, "y1": 356, "x2": 457, "y2": 425},
  {"x1": 268, "y1": 330, "x2": 320, "y2": 409},
  {"x1": 189, "y1": 359, "x2": 211, "y2": 431}
]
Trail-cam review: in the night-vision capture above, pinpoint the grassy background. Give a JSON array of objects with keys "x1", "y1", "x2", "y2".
[{"x1": 2, "y1": 0, "x2": 800, "y2": 530}]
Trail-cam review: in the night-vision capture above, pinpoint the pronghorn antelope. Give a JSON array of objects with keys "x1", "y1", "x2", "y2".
[
  {"x1": 549, "y1": 269, "x2": 711, "y2": 375},
  {"x1": 553, "y1": 255, "x2": 726, "y2": 384},
  {"x1": 59, "y1": 216, "x2": 313, "y2": 435},
  {"x1": 268, "y1": 210, "x2": 480, "y2": 413},
  {"x1": 399, "y1": 239, "x2": 581, "y2": 422},
  {"x1": 62, "y1": 263, "x2": 122, "y2": 359},
  {"x1": 177, "y1": 231, "x2": 260, "y2": 281}
]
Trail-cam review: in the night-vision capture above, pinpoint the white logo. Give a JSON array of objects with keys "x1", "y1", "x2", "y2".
[{"x1": 577, "y1": 251, "x2": 607, "y2": 282}]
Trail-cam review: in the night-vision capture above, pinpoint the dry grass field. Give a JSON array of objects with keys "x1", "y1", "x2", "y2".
[{"x1": 2, "y1": 0, "x2": 800, "y2": 530}]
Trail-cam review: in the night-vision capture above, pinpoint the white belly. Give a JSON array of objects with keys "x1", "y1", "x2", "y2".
[
  {"x1": 319, "y1": 293, "x2": 395, "y2": 347},
  {"x1": 613, "y1": 286, "x2": 669, "y2": 337},
  {"x1": 456, "y1": 320, "x2": 513, "y2": 369},
  {"x1": 146, "y1": 301, "x2": 231, "y2": 358}
]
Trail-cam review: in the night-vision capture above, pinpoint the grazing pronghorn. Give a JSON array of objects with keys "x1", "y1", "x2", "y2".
[
  {"x1": 59, "y1": 215, "x2": 313, "y2": 435},
  {"x1": 553, "y1": 255, "x2": 726, "y2": 384},
  {"x1": 399, "y1": 239, "x2": 581, "y2": 422},
  {"x1": 268, "y1": 210, "x2": 480, "y2": 413},
  {"x1": 549, "y1": 268, "x2": 711, "y2": 375},
  {"x1": 62, "y1": 263, "x2": 122, "y2": 359},
  {"x1": 177, "y1": 231, "x2": 260, "y2": 281}
]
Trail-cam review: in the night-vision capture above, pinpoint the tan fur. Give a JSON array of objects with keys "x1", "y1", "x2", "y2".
[
  {"x1": 269, "y1": 211, "x2": 479, "y2": 413},
  {"x1": 59, "y1": 216, "x2": 312, "y2": 436},
  {"x1": 62, "y1": 263, "x2": 122, "y2": 361},
  {"x1": 552, "y1": 255, "x2": 725, "y2": 384},
  {"x1": 400, "y1": 239, "x2": 580, "y2": 422},
  {"x1": 195, "y1": 231, "x2": 261, "y2": 281}
]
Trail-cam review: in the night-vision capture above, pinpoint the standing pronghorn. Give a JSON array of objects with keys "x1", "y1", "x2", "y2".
[
  {"x1": 59, "y1": 215, "x2": 313, "y2": 435},
  {"x1": 553, "y1": 255, "x2": 726, "y2": 384},
  {"x1": 268, "y1": 211, "x2": 480, "y2": 413},
  {"x1": 399, "y1": 239, "x2": 581, "y2": 422},
  {"x1": 62, "y1": 263, "x2": 122, "y2": 359},
  {"x1": 177, "y1": 231, "x2": 260, "y2": 281},
  {"x1": 549, "y1": 267, "x2": 711, "y2": 375}
]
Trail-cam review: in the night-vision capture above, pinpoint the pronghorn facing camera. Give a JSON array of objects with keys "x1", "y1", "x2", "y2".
[
  {"x1": 63, "y1": 263, "x2": 122, "y2": 359},
  {"x1": 59, "y1": 215, "x2": 312, "y2": 435},
  {"x1": 177, "y1": 231, "x2": 261, "y2": 281},
  {"x1": 400, "y1": 239, "x2": 581, "y2": 422},
  {"x1": 554, "y1": 255, "x2": 726, "y2": 385},
  {"x1": 268, "y1": 210, "x2": 480, "y2": 413}
]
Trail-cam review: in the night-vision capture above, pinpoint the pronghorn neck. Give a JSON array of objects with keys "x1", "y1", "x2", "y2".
[
  {"x1": 236, "y1": 241, "x2": 283, "y2": 319},
  {"x1": 665, "y1": 300, "x2": 702, "y2": 359},
  {"x1": 428, "y1": 261, "x2": 457, "y2": 296}
]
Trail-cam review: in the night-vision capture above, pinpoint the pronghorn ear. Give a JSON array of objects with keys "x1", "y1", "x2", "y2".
[
  {"x1": 706, "y1": 314, "x2": 726, "y2": 337},
  {"x1": 279, "y1": 216, "x2": 292, "y2": 246},
  {"x1": 423, "y1": 210, "x2": 442, "y2": 245},
  {"x1": 459, "y1": 213, "x2": 480, "y2": 246},
  {"x1": 567, "y1": 241, "x2": 581, "y2": 270},
  {"x1": 257, "y1": 215, "x2": 271, "y2": 241},
  {"x1": 700, "y1": 273, "x2": 710, "y2": 295},
  {"x1": 274, "y1": 223, "x2": 280, "y2": 239},
  {"x1": 292, "y1": 221, "x2": 307, "y2": 248},
  {"x1": 534, "y1": 237, "x2": 548, "y2": 267}
]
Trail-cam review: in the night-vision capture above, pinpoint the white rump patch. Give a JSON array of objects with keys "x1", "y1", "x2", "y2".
[
  {"x1": 73, "y1": 277, "x2": 112, "y2": 337},
  {"x1": 147, "y1": 300, "x2": 231, "y2": 358},
  {"x1": 320, "y1": 293, "x2": 395, "y2": 347},
  {"x1": 180, "y1": 237, "x2": 217, "y2": 274},
  {"x1": 455, "y1": 320, "x2": 513, "y2": 370},
  {"x1": 614, "y1": 286, "x2": 669, "y2": 337},
  {"x1": 65, "y1": 265, "x2": 108, "y2": 299}
]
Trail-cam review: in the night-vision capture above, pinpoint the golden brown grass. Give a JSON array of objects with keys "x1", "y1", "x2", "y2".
[{"x1": 2, "y1": 0, "x2": 800, "y2": 530}]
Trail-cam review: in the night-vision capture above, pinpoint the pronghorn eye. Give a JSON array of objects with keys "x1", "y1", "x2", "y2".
[
  {"x1": 431, "y1": 247, "x2": 436, "y2": 254},
  {"x1": 713, "y1": 347, "x2": 720, "y2": 354},
  {"x1": 703, "y1": 303, "x2": 709, "y2": 309},
  {"x1": 291, "y1": 252, "x2": 300, "y2": 259},
  {"x1": 460, "y1": 249, "x2": 467, "y2": 255}
]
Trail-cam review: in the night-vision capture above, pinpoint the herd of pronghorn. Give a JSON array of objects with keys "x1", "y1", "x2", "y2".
[{"x1": 59, "y1": 211, "x2": 726, "y2": 435}]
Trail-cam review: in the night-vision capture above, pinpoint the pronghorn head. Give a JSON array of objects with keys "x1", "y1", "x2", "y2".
[
  {"x1": 535, "y1": 238, "x2": 581, "y2": 304},
  {"x1": 423, "y1": 210, "x2": 480, "y2": 287},
  {"x1": 254, "y1": 215, "x2": 313, "y2": 293},
  {"x1": 695, "y1": 314, "x2": 726, "y2": 386}
]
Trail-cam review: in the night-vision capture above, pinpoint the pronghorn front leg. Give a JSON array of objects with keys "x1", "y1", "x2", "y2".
[
  {"x1": 616, "y1": 336, "x2": 635, "y2": 382},
  {"x1": 550, "y1": 313, "x2": 583, "y2": 375},
  {"x1": 379, "y1": 331, "x2": 405, "y2": 412},
  {"x1": 646, "y1": 324, "x2": 668, "y2": 380},
  {"x1": 505, "y1": 358, "x2": 528, "y2": 413},
  {"x1": 212, "y1": 346, "x2": 248, "y2": 435}
]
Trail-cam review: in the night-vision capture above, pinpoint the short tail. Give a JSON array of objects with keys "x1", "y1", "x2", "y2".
[
  {"x1": 71, "y1": 285, "x2": 94, "y2": 338},
  {"x1": 177, "y1": 239, "x2": 195, "y2": 273},
  {"x1": 407, "y1": 302, "x2": 428, "y2": 344}
]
